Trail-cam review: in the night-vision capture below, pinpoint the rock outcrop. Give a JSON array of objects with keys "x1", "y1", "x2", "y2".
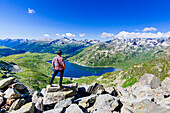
[{"x1": 0, "y1": 74, "x2": 169, "y2": 113}]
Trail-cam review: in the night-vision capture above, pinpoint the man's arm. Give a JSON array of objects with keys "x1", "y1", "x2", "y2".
[{"x1": 52, "y1": 62, "x2": 55, "y2": 69}]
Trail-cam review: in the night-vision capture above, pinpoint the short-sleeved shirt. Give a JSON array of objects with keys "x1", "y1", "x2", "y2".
[{"x1": 52, "y1": 56, "x2": 65, "y2": 70}]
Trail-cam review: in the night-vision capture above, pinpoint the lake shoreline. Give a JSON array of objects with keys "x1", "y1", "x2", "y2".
[{"x1": 68, "y1": 60, "x2": 119, "y2": 68}]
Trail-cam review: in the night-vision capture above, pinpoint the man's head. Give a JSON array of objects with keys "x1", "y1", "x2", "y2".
[{"x1": 57, "y1": 50, "x2": 62, "y2": 55}]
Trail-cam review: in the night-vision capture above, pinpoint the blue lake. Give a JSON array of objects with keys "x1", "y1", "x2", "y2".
[{"x1": 48, "y1": 61, "x2": 120, "y2": 78}]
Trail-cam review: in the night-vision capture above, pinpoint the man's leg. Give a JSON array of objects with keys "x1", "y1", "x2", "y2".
[
  {"x1": 49, "y1": 70, "x2": 58, "y2": 85},
  {"x1": 59, "y1": 70, "x2": 64, "y2": 87}
]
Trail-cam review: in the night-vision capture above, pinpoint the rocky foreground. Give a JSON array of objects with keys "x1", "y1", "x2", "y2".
[{"x1": 0, "y1": 74, "x2": 169, "y2": 113}]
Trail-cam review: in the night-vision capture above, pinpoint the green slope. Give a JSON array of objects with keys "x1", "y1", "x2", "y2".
[
  {"x1": 0, "y1": 46, "x2": 26, "y2": 57},
  {"x1": 0, "y1": 53, "x2": 72, "y2": 90},
  {"x1": 74, "y1": 56, "x2": 170, "y2": 87}
]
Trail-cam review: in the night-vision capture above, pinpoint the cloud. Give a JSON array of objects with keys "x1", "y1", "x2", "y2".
[
  {"x1": 65, "y1": 33, "x2": 75, "y2": 37},
  {"x1": 115, "y1": 31, "x2": 170, "y2": 38},
  {"x1": 79, "y1": 33, "x2": 86, "y2": 37},
  {"x1": 142, "y1": 27, "x2": 157, "y2": 32},
  {"x1": 98, "y1": 32, "x2": 114, "y2": 39},
  {"x1": 55, "y1": 34, "x2": 60, "y2": 37},
  {"x1": 44, "y1": 34, "x2": 50, "y2": 37},
  {"x1": 61, "y1": 34, "x2": 65, "y2": 37},
  {"x1": 28, "y1": 8, "x2": 36, "y2": 14}
]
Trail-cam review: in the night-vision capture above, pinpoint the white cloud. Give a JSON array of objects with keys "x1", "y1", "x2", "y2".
[
  {"x1": 98, "y1": 32, "x2": 114, "y2": 39},
  {"x1": 28, "y1": 8, "x2": 35, "y2": 14},
  {"x1": 55, "y1": 34, "x2": 60, "y2": 37},
  {"x1": 65, "y1": 33, "x2": 75, "y2": 37},
  {"x1": 115, "y1": 31, "x2": 170, "y2": 38},
  {"x1": 44, "y1": 34, "x2": 50, "y2": 37},
  {"x1": 142, "y1": 27, "x2": 157, "y2": 32},
  {"x1": 135, "y1": 29, "x2": 140, "y2": 31},
  {"x1": 79, "y1": 33, "x2": 86, "y2": 37},
  {"x1": 61, "y1": 34, "x2": 65, "y2": 37}
]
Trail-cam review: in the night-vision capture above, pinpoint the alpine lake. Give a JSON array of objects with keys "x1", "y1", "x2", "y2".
[{"x1": 48, "y1": 61, "x2": 120, "y2": 78}]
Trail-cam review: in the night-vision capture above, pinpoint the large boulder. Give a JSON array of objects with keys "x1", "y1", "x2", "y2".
[
  {"x1": 139, "y1": 74, "x2": 161, "y2": 89},
  {"x1": 9, "y1": 99, "x2": 25, "y2": 111},
  {"x1": 43, "y1": 107, "x2": 63, "y2": 113},
  {"x1": 54, "y1": 97, "x2": 74, "y2": 109},
  {"x1": 161, "y1": 77, "x2": 170, "y2": 92},
  {"x1": 11, "y1": 83, "x2": 28, "y2": 94},
  {"x1": 93, "y1": 94, "x2": 119, "y2": 112},
  {"x1": 10, "y1": 102, "x2": 34, "y2": 113},
  {"x1": 0, "y1": 77, "x2": 15, "y2": 89},
  {"x1": 43, "y1": 87, "x2": 76, "y2": 105},
  {"x1": 65, "y1": 104, "x2": 84, "y2": 113},
  {"x1": 132, "y1": 99, "x2": 169, "y2": 113},
  {"x1": 87, "y1": 83, "x2": 104, "y2": 94},
  {"x1": 4, "y1": 88, "x2": 21, "y2": 99}
]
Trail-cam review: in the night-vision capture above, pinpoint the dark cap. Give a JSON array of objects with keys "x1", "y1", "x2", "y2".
[{"x1": 57, "y1": 50, "x2": 62, "y2": 55}]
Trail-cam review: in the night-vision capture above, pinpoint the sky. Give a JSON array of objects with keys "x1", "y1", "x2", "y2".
[{"x1": 0, "y1": 0, "x2": 170, "y2": 41}]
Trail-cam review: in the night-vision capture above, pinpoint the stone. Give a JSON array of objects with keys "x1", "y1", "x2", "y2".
[
  {"x1": 132, "y1": 99, "x2": 162, "y2": 113},
  {"x1": 35, "y1": 97, "x2": 43, "y2": 112},
  {"x1": 139, "y1": 74, "x2": 161, "y2": 89},
  {"x1": 65, "y1": 104, "x2": 84, "y2": 113},
  {"x1": 76, "y1": 94, "x2": 97, "y2": 108},
  {"x1": 9, "y1": 99, "x2": 25, "y2": 110},
  {"x1": 121, "y1": 104, "x2": 133, "y2": 113},
  {"x1": 10, "y1": 102, "x2": 34, "y2": 113},
  {"x1": 0, "y1": 97, "x2": 4, "y2": 106},
  {"x1": 87, "y1": 83, "x2": 104, "y2": 94},
  {"x1": 0, "y1": 77, "x2": 15, "y2": 89},
  {"x1": 11, "y1": 83, "x2": 28, "y2": 94},
  {"x1": 4, "y1": 88, "x2": 21, "y2": 99},
  {"x1": 161, "y1": 77, "x2": 170, "y2": 92},
  {"x1": 54, "y1": 96, "x2": 74, "y2": 109},
  {"x1": 94, "y1": 94, "x2": 119, "y2": 112},
  {"x1": 43, "y1": 107, "x2": 63, "y2": 113},
  {"x1": 116, "y1": 84, "x2": 129, "y2": 97},
  {"x1": 40, "y1": 88, "x2": 46, "y2": 96},
  {"x1": 43, "y1": 90, "x2": 76, "y2": 105},
  {"x1": 32, "y1": 91, "x2": 41, "y2": 103},
  {"x1": 155, "y1": 96, "x2": 170, "y2": 109}
]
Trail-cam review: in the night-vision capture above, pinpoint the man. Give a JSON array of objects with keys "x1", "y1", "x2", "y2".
[{"x1": 49, "y1": 50, "x2": 65, "y2": 87}]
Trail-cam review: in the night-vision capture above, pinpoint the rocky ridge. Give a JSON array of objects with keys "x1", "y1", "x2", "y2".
[{"x1": 0, "y1": 74, "x2": 169, "y2": 113}]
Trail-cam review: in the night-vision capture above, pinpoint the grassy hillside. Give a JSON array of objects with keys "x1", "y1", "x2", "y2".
[
  {"x1": 0, "y1": 46, "x2": 26, "y2": 57},
  {"x1": 0, "y1": 53, "x2": 72, "y2": 90},
  {"x1": 74, "y1": 56, "x2": 170, "y2": 88}
]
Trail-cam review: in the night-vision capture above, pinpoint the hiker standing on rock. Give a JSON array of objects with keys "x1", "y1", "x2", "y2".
[{"x1": 49, "y1": 50, "x2": 65, "y2": 88}]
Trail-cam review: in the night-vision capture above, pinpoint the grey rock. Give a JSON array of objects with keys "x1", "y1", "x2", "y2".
[
  {"x1": 54, "y1": 97, "x2": 74, "y2": 109},
  {"x1": 65, "y1": 104, "x2": 84, "y2": 113},
  {"x1": 35, "y1": 97, "x2": 43, "y2": 112},
  {"x1": 116, "y1": 84, "x2": 129, "y2": 97},
  {"x1": 87, "y1": 83, "x2": 104, "y2": 94},
  {"x1": 94, "y1": 94, "x2": 119, "y2": 112},
  {"x1": 77, "y1": 94, "x2": 97, "y2": 108},
  {"x1": 4, "y1": 88, "x2": 21, "y2": 99},
  {"x1": 41, "y1": 88, "x2": 46, "y2": 96},
  {"x1": 9, "y1": 99, "x2": 25, "y2": 110},
  {"x1": 132, "y1": 99, "x2": 168, "y2": 113},
  {"x1": 0, "y1": 97, "x2": 4, "y2": 106},
  {"x1": 121, "y1": 104, "x2": 133, "y2": 113},
  {"x1": 139, "y1": 74, "x2": 161, "y2": 89},
  {"x1": 161, "y1": 77, "x2": 170, "y2": 92},
  {"x1": 43, "y1": 89, "x2": 76, "y2": 105},
  {"x1": 32, "y1": 91, "x2": 41, "y2": 103},
  {"x1": 43, "y1": 107, "x2": 63, "y2": 113},
  {"x1": 11, "y1": 82, "x2": 27, "y2": 91},
  {"x1": 0, "y1": 77, "x2": 15, "y2": 89},
  {"x1": 10, "y1": 102, "x2": 34, "y2": 113}
]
